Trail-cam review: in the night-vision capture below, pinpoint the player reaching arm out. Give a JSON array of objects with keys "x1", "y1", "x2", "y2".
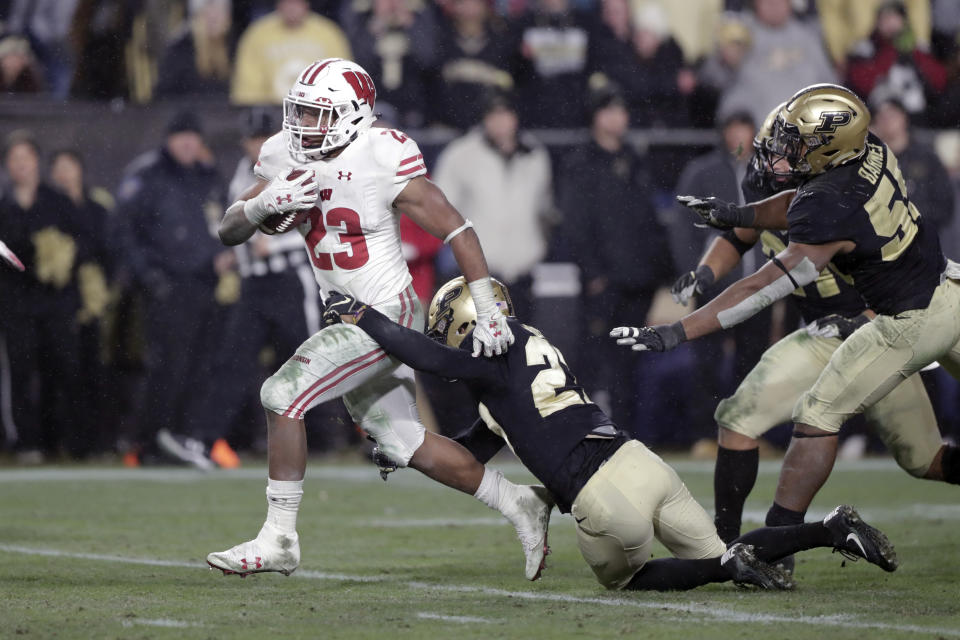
[
  {"x1": 393, "y1": 175, "x2": 513, "y2": 357},
  {"x1": 615, "y1": 237, "x2": 853, "y2": 351}
]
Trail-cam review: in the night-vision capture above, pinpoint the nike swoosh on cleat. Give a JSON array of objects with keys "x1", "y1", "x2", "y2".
[
  {"x1": 846, "y1": 532, "x2": 867, "y2": 558},
  {"x1": 575, "y1": 516, "x2": 587, "y2": 524}
]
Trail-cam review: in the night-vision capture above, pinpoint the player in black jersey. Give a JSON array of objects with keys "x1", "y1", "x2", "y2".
[
  {"x1": 322, "y1": 277, "x2": 898, "y2": 591},
  {"x1": 618, "y1": 84, "x2": 960, "y2": 536},
  {"x1": 672, "y1": 102, "x2": 952, "y2": 553}
]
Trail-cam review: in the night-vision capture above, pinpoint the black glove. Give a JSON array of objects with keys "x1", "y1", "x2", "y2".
[
  {"x1": 322, "y1": 291, "x2": 367, "y2": 327},
  {"x1": 609, "y1": 322, "x2": 687, "y2": 352},
  {"x1": 671, "y1": 264, "x2": 715, "y2": 305},
  {"x1": 371, "y1": 444, "x2": 398, "y2": 481},
  {"x1": 806, "y1": 313, "x2": 870, "y2": 340},
  {"x1": 677, "y1": 195, "x2": 755, "y2": 230}
]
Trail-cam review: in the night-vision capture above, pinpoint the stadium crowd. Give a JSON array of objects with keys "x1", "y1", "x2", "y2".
[{"x1": 0, "y1": 0, "x2": 959, "y2": 467}]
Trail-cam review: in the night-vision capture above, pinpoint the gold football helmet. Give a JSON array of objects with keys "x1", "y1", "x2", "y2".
[
  {"x1": 426, "y1": 276, "x2": 514, "y2": 348},
  {"x1": 768, "y1": 84, "x2": 870, "y2": 178}
]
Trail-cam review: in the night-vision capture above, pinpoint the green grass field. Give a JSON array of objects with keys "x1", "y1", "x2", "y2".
[{"x1": 2, "y1": 456, "x2": 959, "y2": 639}]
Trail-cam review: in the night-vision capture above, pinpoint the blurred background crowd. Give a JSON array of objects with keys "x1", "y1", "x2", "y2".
[{"x1": 0, "y1": 0, "x2": 959, "y2": 467}]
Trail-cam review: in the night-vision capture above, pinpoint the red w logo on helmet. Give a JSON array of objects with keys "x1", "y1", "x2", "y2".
[{"x1": 343, "y1": 70, "x2": 376, "y2": 107}]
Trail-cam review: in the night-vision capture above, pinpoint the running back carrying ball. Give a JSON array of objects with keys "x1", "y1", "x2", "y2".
[{"x1": 258, "y1": 169, "x2": 315, "y2": 235}]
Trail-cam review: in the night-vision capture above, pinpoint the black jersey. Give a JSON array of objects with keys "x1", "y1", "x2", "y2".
[
  {"x1": 355, "y1": 310, "x2": 624, "y2": 512},
  {"x1": 758, "y1": 230, "x2": 865, "y2": 324},
  {"x1": 787, "y1": 133, "x2": 946, "y2": 316},
  {"x1": 740, "y1": 153, "x2": 867, "y2": 324}
]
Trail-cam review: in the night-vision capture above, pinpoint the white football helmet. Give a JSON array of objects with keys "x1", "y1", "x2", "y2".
[{"x1": 283, "y1": 58, "x2": 377, "y2": 160}]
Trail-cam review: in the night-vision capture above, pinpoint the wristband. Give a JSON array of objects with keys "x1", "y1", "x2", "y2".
[
  {"x1": 242, "y1": 197, "x2": 268, "y2": 225},
  {"x1": 467, "y1": 277, "x2": 496, "y2": 315},
  {"x1": 694, "y1": 264, "x2": 715, "y2": 288}
]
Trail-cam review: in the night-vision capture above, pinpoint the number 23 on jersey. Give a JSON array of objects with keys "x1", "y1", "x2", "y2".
[{"x1": 305, "y1": 206, "x2": 370, "y2": 270}]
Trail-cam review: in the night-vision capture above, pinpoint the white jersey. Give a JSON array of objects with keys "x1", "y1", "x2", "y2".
[{"x1": 255, "y1": 127, "x2": 427, "y2": 304}]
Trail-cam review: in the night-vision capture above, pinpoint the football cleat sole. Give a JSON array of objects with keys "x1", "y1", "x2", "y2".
[{"x1": 206, "y1": 560, "x2": 294, "y2": 578}]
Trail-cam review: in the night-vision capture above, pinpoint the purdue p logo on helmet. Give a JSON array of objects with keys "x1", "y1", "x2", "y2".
[
  {"x1": 426, "y1": 276, "x2": 514, "y2": 348},
  {"x1": 768, "y1": 83, "x2": 870, "y2": 178}
]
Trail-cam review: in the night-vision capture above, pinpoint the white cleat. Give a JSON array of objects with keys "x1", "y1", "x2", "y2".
[
  {"x1": 206, "y1": 523, "x2": 300, "y2": 578},
  {"x1": 504, "y1": 485, "x2": 554, "y2": 580}
]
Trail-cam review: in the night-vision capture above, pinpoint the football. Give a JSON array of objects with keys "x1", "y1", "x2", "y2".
[{"x1": 258, "y1": 169, "x2": 316, "y2": 235}]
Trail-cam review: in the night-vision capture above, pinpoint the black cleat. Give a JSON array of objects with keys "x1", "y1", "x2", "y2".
[
  {"x1": 721, "y1": 543, "x2": 796, "y2": 590},
  {"x1": 823, "y1": 505, "x2": 898, "y2": 572}
]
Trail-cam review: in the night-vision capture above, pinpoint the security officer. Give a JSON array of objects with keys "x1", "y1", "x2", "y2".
[{"x1": 113, "y1": 110, "x2": 230, "y2": 464}]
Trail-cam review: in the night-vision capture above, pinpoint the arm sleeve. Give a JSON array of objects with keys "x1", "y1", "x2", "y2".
[
  {"x1": 357, "y1": 307, "x2": 501, "y2": 383},
  {"x1": 452, "y1": 417, "x2": 506, "y2": 464}
]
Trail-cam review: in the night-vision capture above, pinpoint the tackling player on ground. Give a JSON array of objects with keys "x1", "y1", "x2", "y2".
[
  {"x1": 207, "y1": 58, "x2": 551, "y2": 581},
  {"x1": 672, "y1": 103, "x2": 959, "y2": 553},
  {"x1": 322, "y1": 278, "x2": 898, "y2": 591},
  {"x1": 615, "y1": 83, "x2": 960, "y2": 538}
]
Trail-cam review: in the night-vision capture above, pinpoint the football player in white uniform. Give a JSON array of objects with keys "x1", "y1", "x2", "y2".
[{"x1": 207, "y1": 58, "x2": 551, "y2": 580}]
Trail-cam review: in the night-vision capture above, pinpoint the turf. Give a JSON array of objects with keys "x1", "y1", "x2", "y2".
[{"x1": 1, "y1": 457, "x2": 959, "y2": 639}]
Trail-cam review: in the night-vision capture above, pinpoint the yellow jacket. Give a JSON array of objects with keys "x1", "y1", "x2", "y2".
[{"x1": 231, "y1": 13, "x2": 352, "y2": 105}]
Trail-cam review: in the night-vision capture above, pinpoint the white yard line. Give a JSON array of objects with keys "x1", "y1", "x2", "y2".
[
  {"x1": 2, "y1": 543, "x2": 958, "y2": 637},
  {"x1": 121, "y1": 618, "x2": 201, "y2": 628},
  {"x1": 0, "y1": 459, "x2": 908, "y2": 484},
  {"x1": 416, "y1": 613, "x2": 500, "y2": 624}
]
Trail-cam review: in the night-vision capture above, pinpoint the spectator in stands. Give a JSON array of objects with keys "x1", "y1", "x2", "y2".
[
  {"x1": 48, "y1": 149, "x2": 113, "y2": 457},
  {"x1": 929, "y1": 2, "x2": 960, "y2": 128},
  {"x1": 231, "y1": 0, "x2": 351, "y2": 105},
  {"x1": 718, "y1": 0, "x2": 836, "y2": 127},
  {"x1": 587, "y1": 0, "x2": 634, "y2": 101},
  {"x1": 0, "y1": 35, "x2": 45, "y2": 93},
  {"x1": 846, "y1": 1, "x2": 946, "y2": 121},
  {"x1": 69, "y1": 0, "x2": 131, "y2": 100},
  {"x1": 0, "y1": 131, "x2": 83, "y2": 462},
  {"x1": 4, "y1": 0, "x2": 79, "y2": 97},
  {"x1": 589, "y1": 0, "x2": 692, "y2": 127},
  {"x1": 693, "y1": 13, "x2": 752, "y2": 127},
  {"x1": 638, "y1": 0, "x2": 725, "y2": 66},
  {"x1": 113, "y1": 111, "x2": 231, "y2": 466},
  {"x1": 624, "y1": 3, "x2": 691, "y2": 127},
  {"x1": 512, "y1": 0, "x2": 592, "y2": 128},
  {"x1": 556, "y1": 81, "x2": 672, "y2": 438},
  {"x1": 155, "y1": 0, "x2": 233, "y2": 98},
  {"x1": 339, "y1": 0, "x2": 437, "y2": 128},
  {"x1": 931, "y1": 0, "x2": 960, "y2": 60},
  {"x1": 433, "y1": 88, "x2": 554, "y2": 317},
  {"x1": 871, "y1": 98, "x2": 954, "y2": 238},
  {"x1": 430, "y1": 0, "x2": 516, "y2": 129},
  {"x1": 818, "y1": 0, "x2": 931, "y2": 69}
]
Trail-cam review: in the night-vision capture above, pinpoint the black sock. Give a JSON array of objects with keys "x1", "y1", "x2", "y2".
[
  {"x1": 625, "y1": 557, "x2": 728, "y2": 591},
  {"x1": 942, "y1": 445, "x2": 960, "y2": 485},
  {"x1": 713, "y1": 446, "x2": 760, "y2": 543},
  {"x1": 765, "y1": 502, "x2": 806, "y2": 527},
  {"x1": 733, "y1": 522, "x2": 832, "y2": 564}
]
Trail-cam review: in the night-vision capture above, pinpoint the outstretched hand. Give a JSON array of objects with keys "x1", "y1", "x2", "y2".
[
  {"x1": 677, "y1": 195, "x2": 751, "y2": 230},
  {"x1": 609, "y1": 322, "x2": 687, "y2": 352},
  {"x1": 322, "y1": 291, "x2": 368, "y2": 327}
]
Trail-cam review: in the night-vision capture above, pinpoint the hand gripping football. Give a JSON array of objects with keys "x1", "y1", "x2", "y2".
[{"x1": 259, "y1": 169, "x2": 316, "y2": 235}]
